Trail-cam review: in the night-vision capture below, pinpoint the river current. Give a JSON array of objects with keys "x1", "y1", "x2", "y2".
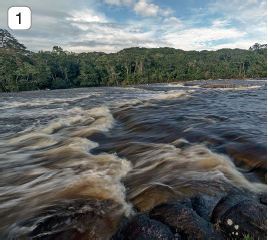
[{"x1": 0, "y1": 79, "x2": 267, "y2": 238}]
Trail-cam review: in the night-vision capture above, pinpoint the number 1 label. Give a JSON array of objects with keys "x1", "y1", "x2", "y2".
[
  {"x1": 8, "y1": 7, "x2": 31, "y2": 30},
  {"x1": 16, "y1": 12, "x2": 21, "y2": 24}
]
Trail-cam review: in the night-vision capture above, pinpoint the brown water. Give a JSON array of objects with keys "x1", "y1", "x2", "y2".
[{"x1": 0, "y1": 79, "x2": 266, "y2": 238}]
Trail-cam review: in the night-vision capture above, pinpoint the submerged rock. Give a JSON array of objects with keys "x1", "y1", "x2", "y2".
[
  {"x1": 115, "y1": 214, "x2": 175, "y2": 239},
  {"x1": 149, "y1": 202, "x2": 224, "y2": 239}
]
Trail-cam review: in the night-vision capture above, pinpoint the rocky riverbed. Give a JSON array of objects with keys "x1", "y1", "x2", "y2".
[{"x1": 114, "y1": 188, "x2": 267, "y2": 239}]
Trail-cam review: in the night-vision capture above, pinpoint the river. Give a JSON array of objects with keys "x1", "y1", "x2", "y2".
[{"x1": 0, "y1": 79, "x2": 266, "y2": 238}]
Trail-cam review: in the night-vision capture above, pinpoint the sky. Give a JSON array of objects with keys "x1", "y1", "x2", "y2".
[{"x1": 1, "y1": 0, "x2": 267, "y2": 53}]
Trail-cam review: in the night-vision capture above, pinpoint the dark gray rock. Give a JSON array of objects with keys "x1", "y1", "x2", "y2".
[
  {"x1": 178, "y1": 197, "x2": 193, "y2": 209},
  {"x1": 211, "y1": 194, "x2": 252, "y2": 223},
  {"x1": 190, "y1": 193, "x2": 219, "y2": 222},
  {"x1": 115, "y1": 214, "x2": 175, "y2": 239},
  {"x1": 219, "y1": 200, "x2": 267, "y2": 238},
  {"x1": 149, "y1": 202, "x2": 224, "y2": 239},
  {"x1": 260, "y1": 193, "x2": 267, "y2": 205}
]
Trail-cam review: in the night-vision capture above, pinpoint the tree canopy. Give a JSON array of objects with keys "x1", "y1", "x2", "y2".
[{"x1": 0, "y1": 29, "x2": 267, "y2": 92}]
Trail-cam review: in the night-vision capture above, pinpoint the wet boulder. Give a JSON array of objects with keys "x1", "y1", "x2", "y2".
[
  {"x1": 260, "y1": 193, "x2": 267, "y2": 205},
  {"x1": 190, "y1": 193, "x2": 220, "y2": 222},
  {"x1": 149, "y1": 202, "x2": 224, "y2": 239},
  {"x1": 218, "y1": 200, "x2": 267, "y2": 238},
  {"x1": 178, "y1": 197, "x2": 193, "y2": 209},
  {"x1": 211, "y1": 194, "x2": 253, "y2": 223},
  {"x1": 115, "y1": 214, "x2": 175, "y2": 239}
]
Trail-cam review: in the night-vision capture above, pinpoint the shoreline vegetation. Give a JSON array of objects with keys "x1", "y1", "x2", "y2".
[{"x1": 1, "y1": 29, "x2": 267, "y2": 92}]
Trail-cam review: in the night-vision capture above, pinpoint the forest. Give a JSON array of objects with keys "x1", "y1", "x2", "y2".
[{"x1": 0, "y1": 29, "x2": 267, "y2": 92}]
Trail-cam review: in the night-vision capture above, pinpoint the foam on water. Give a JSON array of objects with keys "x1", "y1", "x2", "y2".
[
  {"x1": 119, "y1": 141, "x2": 266, "y2": 211},
  {"x1": 0, "y1": 106, "x2": 133, "y2": 238},
  {"x1": 0, "y1": 94, "x2": 96, "y2": 109},
  {"x1": 152, "y1": 90, "x2": 190, "y2": 99}
]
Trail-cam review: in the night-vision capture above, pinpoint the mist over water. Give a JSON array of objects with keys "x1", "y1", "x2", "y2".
[{"x1": 0, "y1": 79, "x2": 266, "y2": 238}]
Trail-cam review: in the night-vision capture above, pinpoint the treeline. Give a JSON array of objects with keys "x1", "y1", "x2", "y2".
[{"x1": 0, "y1": 29, "x2": 267, "y2": 92}]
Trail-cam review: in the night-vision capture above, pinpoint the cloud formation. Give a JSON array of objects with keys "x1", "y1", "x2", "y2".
[
  {"x1": 134, "y1": 1, "x2": 159, "y2": 18},
  {"x1": 0, "y1": 0, "x2": 266, "y2": 53},
  {"x1": 163, "y1": 17, "x2": 181, "y2": 24},
  {"x1": 163, "y1": 27, "x2": 248, "y2": 50}
]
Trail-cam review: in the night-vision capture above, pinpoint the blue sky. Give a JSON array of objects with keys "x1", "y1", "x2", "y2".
[{"x1": 1, "y1": 0, "x2": 267, "y2": 52}]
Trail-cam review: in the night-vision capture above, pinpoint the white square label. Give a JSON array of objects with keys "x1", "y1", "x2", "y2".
[{"x1": 8, "y1": 7, "x2": 31, "y2": 30}]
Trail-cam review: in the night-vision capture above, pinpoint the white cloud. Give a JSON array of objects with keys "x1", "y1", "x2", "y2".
[
  {"x1": 212, "y1": 19, "x2": 230, "y2": 28},
  {"x1": 134, "y1": 1, "x2": 159, "y2": 17},
  {"x1": 208, "y1": 0, "x2": 267, "y2": 22},
  {"x1": 67, "y1": 10, "x2": 108, "y2": 23},
  {"x1": 62, "y1": 16, "x2": 165, "y2": 52},
  {"x1": 0, "y1": 0, "x2": 265, "y2": 53},
  {"x1": 133, "y1": 0, "x2": 173, "y2": 19},
  {"x1": 254, "y1": 22, "x2": 267, "y2": 33},
  {"x1": 163, "y1": 17, "x2": 181, "y2": 24},
  {"x1": 162, "y1": 27, "x2": 247, "y2": 50},
  {"x1": 188, "y1": 0, "x2": 267, "y2": 50},
  {"x1": 159, "y1": 7, "x2": 175, "y2": 16}
]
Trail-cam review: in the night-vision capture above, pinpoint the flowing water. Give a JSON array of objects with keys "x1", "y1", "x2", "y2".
[{"x1": 0, "y1": 79, "x2": 266, "y2": 238}]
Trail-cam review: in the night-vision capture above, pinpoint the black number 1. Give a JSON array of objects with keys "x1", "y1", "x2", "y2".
[{"x1": 16, "y1": 12, "x2": 21, "y2": 24}]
